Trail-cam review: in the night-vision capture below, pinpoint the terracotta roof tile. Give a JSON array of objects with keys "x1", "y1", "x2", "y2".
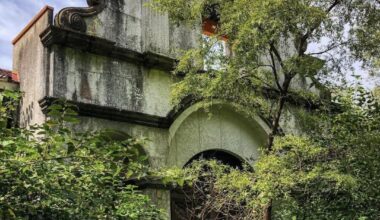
[{"x1": 0, "y1": 68, "x2": 19, "y2": 83}]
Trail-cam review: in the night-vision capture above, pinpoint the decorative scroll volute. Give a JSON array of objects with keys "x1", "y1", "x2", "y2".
[{"x1": 54, "y1": 0, "x2": 106, "y2": 32}]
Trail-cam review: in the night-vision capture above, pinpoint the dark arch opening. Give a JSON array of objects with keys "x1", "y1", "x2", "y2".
[{"x1": 184, "y1": 150, "x2": 244, "y2": 169}]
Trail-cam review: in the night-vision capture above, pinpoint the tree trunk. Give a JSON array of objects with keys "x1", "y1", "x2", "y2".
[
  {"x1": 263, "y1": 200, "x2": 272, "y2": 220},
  {"x1": 263, "y1": 76, "x2": 292, "y2": 220},
  {"x1": 266, "y1": 94, "x2": 287, "y2": 151},
  {"x1": 266, "y1": 74, "x2": 292, "y2": 151}
]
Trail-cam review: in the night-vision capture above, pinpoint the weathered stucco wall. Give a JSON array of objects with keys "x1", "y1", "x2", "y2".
[
  {"x1": 76, "y1": 116, "x2": 170, "y2": 168},
  {"x1": 141, "y1": 0, "x2": 199, "y2": 57},
  {"x1": 83, "y1": 0, "x2": 199, "y2": 57},
  {"x1": 50, "y1": 46, "x2": 173, "y2": 117},
  {"x1": 74, "y1": 102, "x2": 271, "y2": 169},
  {"x1": 0, "y1": 81, "x2": 19, "y2": 91},
  {"x1": 12, "y1": 0, "x2": 314, "y2": 173},
  {"x1": 279, "y1": 105, "x2": 315, "y2": 136},
  {"x1": 85, "y1": 0, "x2": 143, "y2": 52},
  {"x1": 143, "y1": 188, "x2": 171, "y2": 219},
  {"x1": 12, "y1": 7, "x2": 53, "y2": 127},
  {"x1": 48, "y1": 0, "x2": 200, "y2": 117}
]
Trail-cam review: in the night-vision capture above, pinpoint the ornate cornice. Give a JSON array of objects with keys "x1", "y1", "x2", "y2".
[
  {"x1": 40, "y1": 26, "x2": 177, "y2": 71},
  {"x1": 54, "y1": 0, "x2": 106, "y2": 32}
]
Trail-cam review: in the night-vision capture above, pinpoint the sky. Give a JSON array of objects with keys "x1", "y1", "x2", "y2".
[{"x1": 0, "y1": 0, "x2": 87, "y2": 70}]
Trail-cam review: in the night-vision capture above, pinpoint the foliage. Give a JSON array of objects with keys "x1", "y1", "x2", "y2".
[
  {"x1": 255, "y1": 135, "x2": 358, "y2": 219},
  {"x1": 164, "y1": 89, "x2": 380, "y2": 219},
  {"x1": 349, "y1": 1, "x2": 380, "y2": 70},
  {"x1": 151, "y1": 0, "x2": 380, "y2": 147},
  {"x1": 286, "y1": 88, "x2": 380, "y2": 219},
  {"x1": 163, "y1": 160, "x2": 260, "y2": 220},
  {"x1": 0, "y1": 90, "x2": 21, "y2": 128},
  {"x1": 149, "y1": 1, "x2": 380, "y2": 219},
  {"x1": 0, "y1": 93, "x2": 163, "y2": 220}
]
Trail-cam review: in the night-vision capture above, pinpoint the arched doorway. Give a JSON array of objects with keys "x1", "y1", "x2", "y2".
[{"x1": 171, "y1": 150, "x2": 245, "y2": 220}]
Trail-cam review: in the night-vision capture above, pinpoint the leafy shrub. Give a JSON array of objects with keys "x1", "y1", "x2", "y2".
[{"x1": 0, "y1": 94, "x2": 163, "y2": 220}]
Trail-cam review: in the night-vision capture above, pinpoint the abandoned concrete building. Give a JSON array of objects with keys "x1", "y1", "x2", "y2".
[{"x1": 11, "y1": 0, "x2": 320, "y2": 219}]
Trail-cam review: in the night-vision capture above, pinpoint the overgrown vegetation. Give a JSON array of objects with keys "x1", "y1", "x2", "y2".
[
  {"x1": 0, "y1": 92, "x2": 163, "y2": 220},
  {"x1": 174, "y1": 160, "x2": 258, "y2": 219},
  {"x1": 1, "y1": 1, "x2": 380, "y2": 219},
  {"x1": 159, "y1": 89, "x2": 380, "y2": 219}
]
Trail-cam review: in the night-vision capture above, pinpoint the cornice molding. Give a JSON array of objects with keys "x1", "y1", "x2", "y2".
[
  {"x1": 38, "y1": 97, "x2": 200, "y2": 130},
  {"x1": 54, "y1": 0, "x2": 106, "y2": 33},
  {"x1": 38, "y1": 91, "x2": 324, "y2": 132},
  {"x1": 40, "y1": 26, "x2": 177, "y2": 71},
  {"x1": 39, "y1": 97, "x2": 172, "y2": 129}
]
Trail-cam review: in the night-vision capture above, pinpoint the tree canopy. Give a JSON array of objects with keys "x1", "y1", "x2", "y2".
[
  {"x1": 150, "y1": 0, "x2": 380, "y2": 148},
  {"x1": 149, "y1": 0, "x2": 380, "y2": 219}
]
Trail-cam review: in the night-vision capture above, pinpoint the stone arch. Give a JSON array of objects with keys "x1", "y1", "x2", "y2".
[{"x1": 167, "y1": 102, "x2": 270, "y2": 167}]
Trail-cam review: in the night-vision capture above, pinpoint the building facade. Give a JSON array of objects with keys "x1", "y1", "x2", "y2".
[{"x1": 12, "y1": 1, "x2": 319, "y2": 218}]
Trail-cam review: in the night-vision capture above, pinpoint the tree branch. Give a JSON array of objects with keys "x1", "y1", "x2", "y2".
[
  {"x1": 298, "y1": 0, "x2": 342, "y2": 55},
  {"x1": 306, "y1": 41, "x2": 349, "y2": 55},
  {"x1": 269, "y1": 42, "x2": 285, "y2": 70},
  {"x1": 238, "y1": 70, "x2": 274, "y2": 89},
  {"x1": 269, "y1": 50, "x2": 283, "y2": 92}
]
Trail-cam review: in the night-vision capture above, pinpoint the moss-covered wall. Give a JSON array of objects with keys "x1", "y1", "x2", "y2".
[
  {"x1": 51, "y1": 46, "x2": 173, "y2": 117},
  {"x1": 83, "y1": 0, "x2": 199, "y2": 57}
]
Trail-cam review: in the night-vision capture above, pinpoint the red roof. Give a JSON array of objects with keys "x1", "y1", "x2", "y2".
[{"x1": 0, "y1": 68, "x2": 19, "y2": 83}]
